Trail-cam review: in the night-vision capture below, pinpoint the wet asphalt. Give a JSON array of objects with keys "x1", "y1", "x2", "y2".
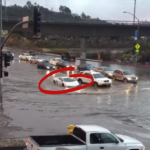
[{"x1": 0, "y1": 52, "x2": 150, "y2": 148}]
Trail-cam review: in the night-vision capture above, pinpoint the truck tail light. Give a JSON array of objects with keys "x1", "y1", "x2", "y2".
[{"x1": 26, "y1": 139, "x2": 28, "y2": 145}]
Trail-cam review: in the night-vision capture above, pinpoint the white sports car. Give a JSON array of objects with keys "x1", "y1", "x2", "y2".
[{"x1": 53, "y1": 77, "x2": 79, "y2": 87}]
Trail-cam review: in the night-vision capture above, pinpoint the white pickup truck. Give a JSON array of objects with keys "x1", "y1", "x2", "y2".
[{"x1": 26, "y1": 125, "x2": 145, "y2": 150}]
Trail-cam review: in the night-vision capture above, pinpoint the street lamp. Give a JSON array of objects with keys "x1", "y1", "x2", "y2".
[
  {"x1": 123, "y1": 11, "x2": 140, "y2": 64},
  {"x1": 123, "y1": 11, "x2": 139, "y2": 40}
]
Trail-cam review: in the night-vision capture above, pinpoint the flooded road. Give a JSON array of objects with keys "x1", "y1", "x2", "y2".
[{"x1": 0, "y1": 52, "x2": 150, "y2": 148}]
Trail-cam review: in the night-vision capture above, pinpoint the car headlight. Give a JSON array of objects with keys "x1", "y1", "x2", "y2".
[
  {"x1": 127, "y1": 77, "x2": 131, "y2": 80},
  {"x1": 99, "y1": 81, "x2": 103, "y2": 83},
  {"x1": 66, "y1": 66, "x2": 69, "y2": 67},
  {"x1": 136, "y1": 76, "x2": 138, "y2": 80},
  {"x1": 46, "y1": 66, "x2": 50, "y2": 69},
  {"x1": 142, "y1": 148, "x2": 145, "y2": 150},
  {"x1": 12, "y1": 53, "x2": 14, "y2": 56}
]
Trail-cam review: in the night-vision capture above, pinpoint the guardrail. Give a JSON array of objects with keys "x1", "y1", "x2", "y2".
[{"x1": 1, "y1": 17, "x2": 150, "y2": 25}]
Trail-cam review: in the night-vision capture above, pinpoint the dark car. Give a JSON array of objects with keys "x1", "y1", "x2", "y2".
[
  {"x1": 77, "y1": 64, "x2": 96, "y2": 72},
  {"x1": 61, "y1": 52, "x2": 76, "y2": 60},
  {"x1": 57, "y1": 60, "x2": 75, "y2": 69},
  {"x1": 37, "y1": 60, "x2": 54, "y2": 70},
  {"x1": 3, "y1": 50, "x2": 14, "y2": 60}
]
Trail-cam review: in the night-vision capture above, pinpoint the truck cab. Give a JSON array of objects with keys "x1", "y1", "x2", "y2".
[{"x1": 69, "y1": 125, "x2": 145, "y2": 150}]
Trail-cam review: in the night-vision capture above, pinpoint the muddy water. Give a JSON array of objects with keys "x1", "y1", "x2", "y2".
[{"x1": 0, "y1": 54, "x2": 150, "y2": 148}]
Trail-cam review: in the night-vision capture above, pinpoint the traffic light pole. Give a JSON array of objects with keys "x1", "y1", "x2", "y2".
[{"x1": 0, "y1": 20, "x2": 29, "y2": 84}]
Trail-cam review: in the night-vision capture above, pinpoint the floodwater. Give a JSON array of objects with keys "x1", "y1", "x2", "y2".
[{"x1": 0, "y1": 52, "x2": 150, "y2": 148}]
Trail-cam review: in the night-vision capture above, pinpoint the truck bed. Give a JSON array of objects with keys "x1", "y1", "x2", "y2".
[{"x1": 30, "y1": 135, "x2": 85, "y2": 146}]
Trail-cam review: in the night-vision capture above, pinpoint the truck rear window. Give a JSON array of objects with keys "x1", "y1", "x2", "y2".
[{"x1": 73, "y1": 127, "x2": 86, "y2": 142}]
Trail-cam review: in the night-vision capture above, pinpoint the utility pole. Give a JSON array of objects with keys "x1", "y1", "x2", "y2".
[
  {"x1": 0, "y1": 0, "x2": 3, "y2": 85},
  {"x1": 133, "y1": 0, "x2": 136, "y2": 24},
  {"x1": 0, "y1": 0, "x2": 2, "y2": 108},
  {"x1": 4, "y1": 0, "x2": 6, "y2": 18}
]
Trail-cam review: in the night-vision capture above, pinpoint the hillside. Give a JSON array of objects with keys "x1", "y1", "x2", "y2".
[{"x1": 2, "y1": 1, "x2": 109, "y2": 24}]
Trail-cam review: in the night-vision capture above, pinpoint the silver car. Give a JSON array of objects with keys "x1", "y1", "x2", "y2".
[
  {"x1": 113, "y1": 69, "x2": 138, "y2": 83},
  {"x1": 94, "y1": 67, "x2": 114, "y2": 78}
]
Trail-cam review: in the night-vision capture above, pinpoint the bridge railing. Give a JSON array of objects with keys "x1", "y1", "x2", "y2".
[{"x1": 1, "y1": 17, "x2": 150, "y2": 25}]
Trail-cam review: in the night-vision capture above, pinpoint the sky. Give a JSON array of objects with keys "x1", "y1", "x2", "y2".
[{"x1": 3, "y1": 0, "x2": 150, "y2": 21}]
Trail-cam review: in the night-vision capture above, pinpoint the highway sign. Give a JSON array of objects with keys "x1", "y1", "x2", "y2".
[
  {"x1": 134, "y1": 30, "x2": 138, "y2": 41},
  {"x1": 135, "y1": 43, "x2": 140, "y2": 49},
  {"x1": 135, "y1": 49, "x2": 139, "y2": 53}
]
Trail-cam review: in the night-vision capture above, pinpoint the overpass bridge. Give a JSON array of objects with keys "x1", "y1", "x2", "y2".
[
  {"x1": 2, "y1": 17, "x2": 150, "y2": 60},
  {"x1": 2, "y1": 17, "x2": 150, "y2": 37}
]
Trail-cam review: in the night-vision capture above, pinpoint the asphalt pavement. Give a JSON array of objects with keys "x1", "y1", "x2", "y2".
[{"x1": 0, "y1": 52, "x2": 150, "y2": 148}]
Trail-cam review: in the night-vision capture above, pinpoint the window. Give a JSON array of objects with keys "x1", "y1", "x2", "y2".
[
  {"x1": 114, "y1": 70, "x2": 119, "y2": 74},
  {"x1": 93, "y1": 74, "x2": 104, "y2": 79},
  {"x1": 63, "y1": 78, "x2": 76, "y2": 82},
  {"x1": 104, "y1": 67, "x2": 113, "y2": 71},
  {"x1": 123, "y1": 70, "x2": 132, "y2": 75},
  {"x1": 73, "y1": 127, "x2": 86, "y2": 142},
  {"x1": 85, "y1": 73, "x2": 92, "y2": 77},
  {"x1": 101, "y1": 133, "x2": 118, "y2": 143},
  {"x1": 90, "y1": 133, "x2": 118, "y2": 144}
]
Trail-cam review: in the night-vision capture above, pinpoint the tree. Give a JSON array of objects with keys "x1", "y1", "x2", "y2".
[
  {"x1": 81, "y1": 12, "x2": 91, "y2": 19},
  {"x1": 59, "y1": 5, "x2": 71, "y2": 14},
  {"x1": 81, "y1": 12, "x2": 86, "y2": 19},
  {"x1": 59, "y1": 5, "x2": 64, "y2": 13},
  {"x1": 26, "y1": 1, "x2": 32, "y2": 8}
]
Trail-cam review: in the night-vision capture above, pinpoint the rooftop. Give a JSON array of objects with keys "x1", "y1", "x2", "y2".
[{"x1": 76, "y1": 125, "x2": 111, "y2": 133}]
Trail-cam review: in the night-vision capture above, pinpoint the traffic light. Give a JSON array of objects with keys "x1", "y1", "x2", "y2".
[
  {"x1": 4, "y1": 54, "x2": 10, "y2": 68},
  {"x1": 33, "y1": 6, "x2": 41, "y2": 34}
]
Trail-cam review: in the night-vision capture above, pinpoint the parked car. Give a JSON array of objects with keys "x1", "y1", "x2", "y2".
[
  {"x1": 30, "y1": 56, "x2": 45, "y2": 64},
  {"x1": 77, "y1": 70, "x2": 112, "y2": 87},
  {"x1": 94, "y1": 67, "x2": 114, "y2": 78},
  {"x1": 53, "y1": 77, "x2": 79, "y2": 87},
  {"x1": 19, "y1": 53, "x2": 33, "y2": 61},
  {"x1": 2, "y1": 50, "x2": 14, "y2": 60},
  {"x1": 57, "y1": 61, "x2": 75, "y2": 69},
  {"x1": 77, "y1": 64, "x2": 96, "y2": 72},
  {"x1": 50, "y1": 57, "x2": 62, "y2": 66},
  {"x1": 113, "y1": 69, "x2": 138, "y2": 83},
  {"x1": 37, "y1": 60, "x2": 54, "y2": 70},
  {"x1": 61, "y1": 52, "x2": 76, "y2": 60},
  {"x1": 26, "y1": 124, "x2": 145, "y2": 150}
]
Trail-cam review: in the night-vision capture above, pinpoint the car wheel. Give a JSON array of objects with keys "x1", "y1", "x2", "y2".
[
  {"x1": 78, "y1": 79, "x2": 82, "y2": 85},
  {"x1": 77, "y1": 68, "x2": 80, "y2": 72},
  {"x1": 107, "y1": 84, "x2": 111, "y2": 87},
  {"x1": 94, "y1": 82, "x2": 99, "y2": 88},
  {"x1": 124, "y1": 78, "x2": 128, "y2": 83},
  {"x1": 53, "y1": 80, "x2": 56, "y2": 84},
  {"x1": 62, "y1": 83, "x2": 64, "y2": 87}
]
